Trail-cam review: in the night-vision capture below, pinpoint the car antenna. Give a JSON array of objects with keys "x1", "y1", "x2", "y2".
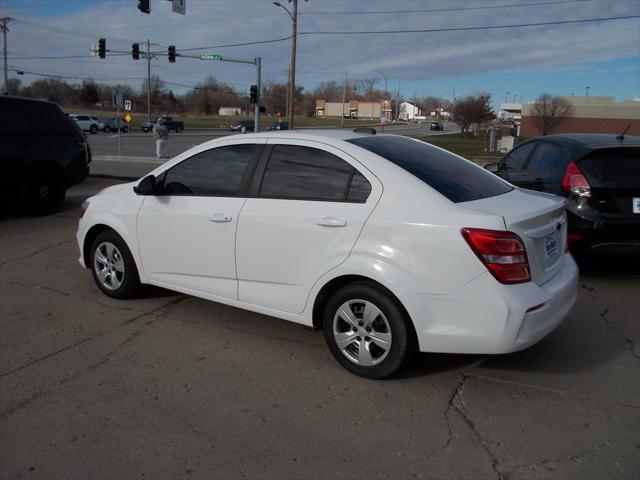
[{"x1": 616, "y1": 124, "x2": 631, "y2": 141}]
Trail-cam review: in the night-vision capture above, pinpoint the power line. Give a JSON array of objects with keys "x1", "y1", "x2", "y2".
[
  {"x1": 179, "y1": 36, "x2": 293, "y2": 52},
  {"x1": 300, "y1": 0, "x2": 597, "y2": 15},
  {"x1": 299, "y1": 14, "x2": 640, "y2": 36}
]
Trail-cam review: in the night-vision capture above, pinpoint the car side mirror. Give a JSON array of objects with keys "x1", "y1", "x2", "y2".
[
  {"x1": 484, "y1": 163, "x2": 499, "y2": 173},
  {"x1": 134, "y1": 175, "x2": 157, "y2": 195}
]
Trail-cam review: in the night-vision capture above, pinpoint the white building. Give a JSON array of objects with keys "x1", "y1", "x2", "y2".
[
  {"x1": 219, "y1": 107, "x2": 243, "y2": 116},
  {"x1": 399, "y1": 102, "x2": 421, "y2": 121}
]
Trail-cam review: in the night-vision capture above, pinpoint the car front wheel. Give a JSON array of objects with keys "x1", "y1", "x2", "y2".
[
  {"x1": 90, "y1": 230, "x2": 141, "y2": 299},
  {"x1": 323, "y1": 282, "x2": 412, "y2": 379},
  {"x1": 90, "y1": 125, "x2": 98, "y2": 134}
]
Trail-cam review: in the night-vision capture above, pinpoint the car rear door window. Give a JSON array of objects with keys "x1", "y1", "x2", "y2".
[
  {"x1": 526, "y1": 142, "x2": 569, "y2": 171},
  {"x1": 348, "y1": 135, "x2": 511, "y2": 203},
  {"x1": 500, "y1": 143, "x2": 536, "y2": 171},
  {"x1": 162, "y1": 144, "x2": 255, "y2": 196},
  {"x1": 259, "y1": 145, "x2": 370, "y2": 202}
]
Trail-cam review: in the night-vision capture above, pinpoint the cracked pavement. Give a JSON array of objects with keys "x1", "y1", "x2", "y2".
[{"x1": 1, "y1": 178, "x2": 638, "y2": 480}]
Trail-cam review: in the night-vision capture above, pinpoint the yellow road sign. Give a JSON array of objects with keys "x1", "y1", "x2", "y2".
[{"x1": 124, "y1": 114, "x2": 132, "y2": 123}]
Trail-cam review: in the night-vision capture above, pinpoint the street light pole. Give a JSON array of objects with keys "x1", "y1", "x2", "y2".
[
  {"x1": 274, "y1": 1, "x2": 305, "y2": 130},
  {"x1": 504, "y1": 91, "x2": 510, "y2": 103},
  {"x1": 373, "y1": 68, "x2": 388, "y2": 129},
  {"x1": 1, "y1": 17, "x2": 10, "y2": 94}
]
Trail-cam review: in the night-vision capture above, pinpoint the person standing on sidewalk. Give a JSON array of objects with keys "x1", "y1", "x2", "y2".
[{"x1": 153, "y1": 118, "x2": 170, "y2": 158}]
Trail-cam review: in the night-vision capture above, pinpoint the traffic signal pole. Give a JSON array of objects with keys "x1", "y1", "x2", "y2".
[
  {"x1": 146, "y1": 39, "x2": 151, "y2": 122},
  {"x1": 254, "y1": 56, "x2": 261, "y2": 132}
]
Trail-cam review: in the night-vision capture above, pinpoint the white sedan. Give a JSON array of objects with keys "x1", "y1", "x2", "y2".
[{"x1": 77, "y1": 130, "x2": 578, "y2": 378}]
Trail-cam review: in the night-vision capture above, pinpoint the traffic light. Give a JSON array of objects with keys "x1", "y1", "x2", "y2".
[
  {"x1": 137, "y1": 0, "x2": 150, "y2": 14},
  {"x1": 168, "y1": 45, "x2": 176, "y2": 63},
  {"x1": 250, "y1": 85, "x2": 258, "y2": 104},
  {"x1": 132, "y1": 43, "x2": 140, "y2": 60},
  {"x1": 98, "y1": 38, "x2": 106, "y2": 59}
]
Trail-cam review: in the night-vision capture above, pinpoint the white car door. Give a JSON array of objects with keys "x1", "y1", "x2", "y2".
[
  {"x1": 137, "y1": 141, "x2": 263, "y2": 299},
  {"x1": 236, "y1": 139, "x2": 382, "y2": 314}
]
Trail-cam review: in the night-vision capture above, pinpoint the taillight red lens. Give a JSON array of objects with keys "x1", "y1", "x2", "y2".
[
  {"x1": 562, "y1": 161, "x2": 590, "y2": 197},
  {"x1": 461, "y1": 228, "x2": 531, "y2": 284}
]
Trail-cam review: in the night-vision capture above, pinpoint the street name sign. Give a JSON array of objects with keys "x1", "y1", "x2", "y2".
[{"x1": 200, "y1": 53, "x2": 221, "y2": 61}]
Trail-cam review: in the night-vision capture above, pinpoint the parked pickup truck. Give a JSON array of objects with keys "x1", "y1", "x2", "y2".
[{"x1": 141, "y1": 115, "x2": 184, "y2": 133}]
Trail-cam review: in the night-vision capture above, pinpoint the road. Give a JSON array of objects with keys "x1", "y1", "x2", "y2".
[
  {"x1": 1, "y1": 178, "x2": 638, "y2": 480},
  {"x1": 87, "y1": 122, "x2": 456, "y2": 159}
]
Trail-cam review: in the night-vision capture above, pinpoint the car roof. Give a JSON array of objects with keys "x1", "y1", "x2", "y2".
[
  {"x1": 527, "y1": 133, "x2": 640, "y2": 150},
  {"x1": 252, "y1": 129, "x2": 375, "y2": 142}
]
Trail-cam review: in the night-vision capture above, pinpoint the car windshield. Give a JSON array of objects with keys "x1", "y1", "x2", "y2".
[{"x1": 347, "y1": 135, "x2": 513, "y2": 203}]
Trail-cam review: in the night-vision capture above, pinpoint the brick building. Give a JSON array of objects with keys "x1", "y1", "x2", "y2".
[{"x1": 521, "y1": 96, "x2": 640, "y2": 137}]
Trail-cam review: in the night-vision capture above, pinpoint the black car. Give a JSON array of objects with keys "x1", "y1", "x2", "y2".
[
  {"x1": 486, "y1": 133, "x2": 640, "y2": 254},
  {"x1": 141, "y1": 115, "x2": 184, "y2": 133},
  {"x1": 0, "y1": 96, "x2": 91, "y2": 214},
  {"x1": 430, "y1": 122, "x2": 444, "y2": 131},
  {"x1": 268, "y1": 121, "x2": 289, "y2": 131},
  {"x1": 103, "y1": 116, "x2": 129, "y2": 133},
  {"x1": 230, "y1": 120, "x2": 255, "y2": 133}
]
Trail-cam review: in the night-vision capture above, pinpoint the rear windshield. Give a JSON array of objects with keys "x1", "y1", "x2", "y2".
[
  {"x1": 347, "y1": 135, "x2": 512, "y2": 203},
  {"x1": 578, "y1": 148, "x2": 640, "y2": 188},
  {"x1": 0, "y1": 97, "x2": 81, "y2": 138}
]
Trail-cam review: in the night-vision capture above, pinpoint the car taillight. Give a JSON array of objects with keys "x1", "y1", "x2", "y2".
[
  {"x1": 461, "y1": 228, "x2": 531, "y2": 284},
  {"x1": 562, "y1": 161, "x2": 590, "y2": 197},
  {"x1": 80, "y1": 200, "x2": 90, "y2": 218}
]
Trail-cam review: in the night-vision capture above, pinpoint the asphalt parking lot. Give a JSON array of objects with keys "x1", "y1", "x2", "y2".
[{"x1": 1, "y1": 178, "x2": 638, "y2": 480}]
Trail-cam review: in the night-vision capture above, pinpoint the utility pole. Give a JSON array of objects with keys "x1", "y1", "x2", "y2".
[
  {"x1": 288, "y1": 0, "x2": 298, "y2": 129},
  {"x1": 1, "y1": 17, "x2": 10, "y2": 94},
  {"x1": 341, "y1": 71, "x2": 347, "y2": 128},
  {"x1": 395, "y1": 83, "x2": 400, "y2": 122},
  {"x1": 146, "y1": 39, "x2": 152, "y2": 122}
]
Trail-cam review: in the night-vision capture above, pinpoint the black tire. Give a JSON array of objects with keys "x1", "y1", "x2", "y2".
[
  {"x1": 175, "y1": 126, "x2": 183, "y2": 133},
  {"x1": 122, "y1": 125, "x2": 129, "y2": 133},
  {"x1": 25, "y1": 169, "x2": 66, "y2": 215},
  {"x1": 90, "y1": 125, "x2": 98, "y2": 134},
  {"x1": 142, "y1": 127, "x2": 149, "y2": 133},
  {"x1": 323, "y1": 282, "x2": 412, "y2": 379},
  {"x1": 90, "y1": 230, "x2": 141, "y2": 299}
]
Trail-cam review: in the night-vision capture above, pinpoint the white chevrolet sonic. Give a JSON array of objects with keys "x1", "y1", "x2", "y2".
[{"x1": 77, "y1": 130, "x2": 578, "y2": 378}]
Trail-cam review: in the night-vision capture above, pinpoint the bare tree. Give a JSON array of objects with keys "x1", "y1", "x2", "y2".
[{"x1": 530, "y1": 94, "x2": 575, "y2": 135}]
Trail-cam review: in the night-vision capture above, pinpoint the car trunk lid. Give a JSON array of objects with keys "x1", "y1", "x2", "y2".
[{"x1": 460, "y1": 188, "x2": 567, "y2": 286}]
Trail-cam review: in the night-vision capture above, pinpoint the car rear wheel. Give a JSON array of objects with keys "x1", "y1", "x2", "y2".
[
  {"x1": 175, "y1": 126, "x2": 183, "y2": 133},
  {"x1": 122, "y1": 125, "x2": 129, "y2": 133},
  {"x1": 90, "y1": 230, "x2": 141, "y2": 299},
  {"x1": 90, "y1": 125, "x2": 98, "y2": 134},
  {"x1": 26, "y1": 170, "x2": 65, "y2": 215},
  {"x1": 323, "y1": 282, "x2": 412, "y2": 379}
]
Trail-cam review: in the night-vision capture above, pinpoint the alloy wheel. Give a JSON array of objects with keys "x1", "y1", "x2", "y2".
[
  {"x1": 94, "y1": 241, "x2": 125, "y2": 291},
  {"x1": 332, "y1": 299, "x2": 392, "y2": 366}
]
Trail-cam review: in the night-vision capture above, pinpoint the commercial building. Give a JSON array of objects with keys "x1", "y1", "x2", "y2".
[
  {"x1": 520, "y1": 96, "x2": 640, "y2": 137},
  {"x1": 315, "y1": 100, "x2": 391, "y2": 120}
]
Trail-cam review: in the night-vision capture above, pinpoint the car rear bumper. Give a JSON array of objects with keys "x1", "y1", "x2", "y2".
[
  {"x1": 403, "y1": 253, "x2": 579, "y2": 354},
  {"x1": 567, "y1": 210, "x2": 640, "y2": 253}
]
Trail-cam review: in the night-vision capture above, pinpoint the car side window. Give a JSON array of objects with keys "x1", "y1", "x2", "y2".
[
  {"x1": 161, "y1": 144, "x2": 255, "y2": 196},
  {"x1": 500, "y1": 143, "x2": 536, "y2": 171},
  {"x1": 259, "y1": 145, "x2": 371, "y2": 202},
  {"x1": 526, "y1": 142, "x2": 569, "y2": 171}
]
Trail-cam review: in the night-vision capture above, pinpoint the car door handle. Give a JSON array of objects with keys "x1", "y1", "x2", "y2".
[
  {"x1": 209, "y1": 213, "x2": 232, "y2": 223},
  {"x1": 316, "y1": 217, "x2": 346, "y2": 227}
]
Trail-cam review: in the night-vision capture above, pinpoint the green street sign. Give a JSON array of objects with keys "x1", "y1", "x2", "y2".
[{"x1": 200, "y1": 53, "x2": 220, "y2": 61}]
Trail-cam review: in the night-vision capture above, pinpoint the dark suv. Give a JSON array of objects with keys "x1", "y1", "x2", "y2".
[
  {"x1": 0, "y1": 96, "x2": 91, "y2": 214},
  {"x1": 486, "y1": 133, "x2": 640, "y2": 254}
]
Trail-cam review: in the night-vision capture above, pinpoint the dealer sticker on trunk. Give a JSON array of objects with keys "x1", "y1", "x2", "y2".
[
  {"x1": 545, "y1": 236, "x2": 558, "y2": 257},
  {"x1": 633, "y1": 198, "x2": 640, "y2": 214}
]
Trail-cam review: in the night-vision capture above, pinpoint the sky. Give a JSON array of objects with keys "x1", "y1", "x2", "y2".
[{"x1": 1, "y1": 0, "x2": 639, "y2": 108}]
